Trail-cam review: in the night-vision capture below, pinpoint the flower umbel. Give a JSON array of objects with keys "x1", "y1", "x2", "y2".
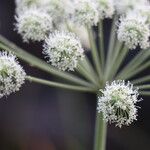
[
  {"x1": 96, "y1": 0, "x2": 115, "y2": 19},
  {"x1": 71, "y1": 0, "x2": 99, "y2": 26},
  {"x1": 15, "y1": 9, "x2": 52, "y2": 42},
  {"x1": 98, "y1": 80, "x2": 141, "y2": 128},
  {"x1": 0, "y1": 51, "x2": 26, "y2": 98},
  {"x1": 117, "y1": 13, "x2": 150, "y2": 49},
  {"x1": 43, "y1": 31, "x2": 84, "y2": 71}
]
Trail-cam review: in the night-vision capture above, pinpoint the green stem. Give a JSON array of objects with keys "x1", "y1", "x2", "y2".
[
  {"x1": 117, "y1": 61, "x2": 150, "y2": 80},
  {"x1": 26, "y1": 76, "x2": 96, "y2": 93},
  {"x1": 94, "y1": 112, "x2": 107, "y2": 150},
  {"x1": 110, "y1": 46, "x2": 129, "y2": 80},
  {"x1": 131, "y1": 76, "x2": 150, "y2": 85},
  {"x1": 117, "y1": 50, "x2": 150, "y2": 79},
  {"x1": 105, "y1": 15, "x2": 118, "y2": 74},
  {"x1": 98, "y1": 21, "x2": 105, "y2": 69},
  {"x1": 137, "y1": 85, "x2": 150, "y2": 90},
  {"x1": 104, "y1": 41, "x2": 123, "y2": 80},
  {"x1": 0, "y1": 35, "x2": 93, "y2": 88},
  {"x1": 87, "y1": 28, "x2": 102, "y2": 78},
  {"x1": 139, "y1": 91, "x2": 150, "y2": 96}
]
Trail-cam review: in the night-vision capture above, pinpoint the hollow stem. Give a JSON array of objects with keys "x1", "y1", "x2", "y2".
[
  {"x1": 94, "y1": 112, "x2": 107, "y2": 150},
  {"x1": 131, "y1": 76, "x2": 150, "y2": 85}
]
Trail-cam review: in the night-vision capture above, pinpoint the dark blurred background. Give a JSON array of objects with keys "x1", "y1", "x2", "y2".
[{"x1": 0, "y1": 0, "x2": 150, "y2": 150}]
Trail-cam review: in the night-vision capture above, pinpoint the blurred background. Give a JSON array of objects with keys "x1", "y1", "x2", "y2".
[{"x1": 0, "y1": 0, "x2": 150, "y2": 150}]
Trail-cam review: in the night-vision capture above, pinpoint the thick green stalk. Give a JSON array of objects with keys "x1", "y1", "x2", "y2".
[
  {"x1": 87, "y1": 28, "x2": 102, "y2": 78},
  {"x1": 94, "y1": 112, "x2": 107, "y2": 150},
  {"x1": 0, "y1": 35, "x2": 93, "y2": 88},
  {"x1": 26, "y1": 76, "x2": 96, "y2": 93},
  {"x1": 98, "y1": 21, "x2": 105, "y2": 69}
]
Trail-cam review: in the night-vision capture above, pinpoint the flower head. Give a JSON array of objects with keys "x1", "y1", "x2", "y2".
[
  {"x1": 0, "y1": 51, "x2": 26, "y2": 98},
  {"x1": 117, "y1": 13, "x2": 150, "y2": 49},
  {"x1": 71, "y1": 0, "x2": 99, "y2": 26},
  {"x1": 132, "y1": 1, "x2": 150, "y2": 24},
  {"x1": 98, "y1": 80, "x2": 141, "y2": 128},
  {"x1": 15, "y1": 0, "x2": 41, "y2": 13},
  {"x1": 43, "y1": 31, "x2": 84, "y2": 71},
  {"x1": 15, "y1": 9, "x2": 53, "y2": 42},
  {"x1": 96, "y1": 0, "x2": 115, "y2": 19},
  {"x1": 114, "y1": 0, "x2": 145, "y2": 14}
]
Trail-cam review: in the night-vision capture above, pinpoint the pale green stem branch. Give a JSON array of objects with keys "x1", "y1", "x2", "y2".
[
  {"x1": 26, "y1": 76, "x2": 96, "y2": 93},
  {"x1": 77, "y1": 64, "x2": 99, "y2": 87},
  {"x1": 87, "y1": 28, "x2": 102, "y2": 78},
  {"x1": 105, "y1": 15, "x2": 118, "y2": 73},
  {"x1": 131, "y1": 76, "x2": 150, "y2": 85},
  {"x1": 117, "y1": 50, "x2": 150, "y2": 78},
  {"x1": 137, "y1": 85, "x2": 150, "y2": 90},
  {"x1": 0, "y1": 35, "x2": 93, "y2": 88},
  {"x1": 98, "y1": 21, "x2": 105, "y2": 69},
  {"x1": 139, "y1": 91, "x2": 150, "y2": 96},
  {"x1": 117, "y1": 61, "x2": 150, "y2": 80},
  {"x1": 104, "y1": 41, "x2": 123, "y2": 81},
  {"x1": 110, "y1": 47, "x2": 129, "y2": 80}
]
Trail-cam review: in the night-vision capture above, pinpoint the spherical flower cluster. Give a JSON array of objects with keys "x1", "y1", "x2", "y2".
[
  {"x1": 43, "y1": 31, "x2": 84, "y2": 71},
  {"x1": 71, "y1": 0, "x2": 99, "y2": 26},
  {"x1": 15, "y1": 9, "x2": 53, "y2": 42},
  {"x1": 15, "y1": 0, "x2": 41, "y2": 14},
  {"x1": 98, "y1": 80, "x2": 141, "y2": 128},
  {"x1": 117, "y1": 13, "x2": 150, "y2": 50},
  {"x1": 96, "y1": 0, "x2": 115, "y2": 19},
  {"x1": 132, "y1": 2, "x2": 150, "y2": 24},
  {"x1": 114, "y1": 0, "x2": 145, "y2": 14},
  {"x1": 0, "y1": 51, "x2": 26, "y2": 98}
]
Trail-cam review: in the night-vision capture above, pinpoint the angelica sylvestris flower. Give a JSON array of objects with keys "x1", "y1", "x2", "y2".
[
  {"x1": 15, "y1": 0, "x2": 41, "y2": 13},
  {"x1": 43, "y1": 31, "x2": 84, "y2": 71},
  {"x1": 96, "y1": 0, "x2": 115, "y2": 19},
  {"x1": 133, "y1": 2, "x2": 150, "y2": 24},
  {"x1": 0, "y1": 51, "x2": 26, "y2": 98},
  {"x1": 117, "y1": 13, "x2": 150, "y2": 50},
  {"x1": 114, "y1": 0, "x2": 146, "y2": 14},
  {"x1": 71, "y1": 0, "x2": 99, "y2": 26},
  {"x1": 98, "y1": 80, "x2": 141, "y2": 128},
  {"x1": 15, "y1": 9, "x2": 53, "y2": 42}
]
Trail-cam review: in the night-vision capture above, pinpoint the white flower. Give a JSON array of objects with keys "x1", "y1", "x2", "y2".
[
  {"x1": 132, "y1": 1, "x2": 150, "y2": 24},
  {"x1": 15, "y1": 9, "x2": 53, "y2": 42},
  {"x1": 114, "y1": 0, "x2": 146, "y2": 14},
  {"x1": 117, "y1": 13, "x2": 150, "y2": 50},
  {"x1": 0, "y1": 51, "x2": 26, "y2": 98},
  {"x1": 43, "y1": 31, "x2": 84, "y2": 71},
  {"x1": 96, "y1": 0, "x2": 115, "y2": 19},
  {"x1": 71, "y1": 0, "x2": 99, "y2": 26},
  {"x1": 15, "y1": 0, "x2": 41, "y2": 14},
  {"x1": 98, "y1": 80, "x2": 141, "y2": 128}
]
